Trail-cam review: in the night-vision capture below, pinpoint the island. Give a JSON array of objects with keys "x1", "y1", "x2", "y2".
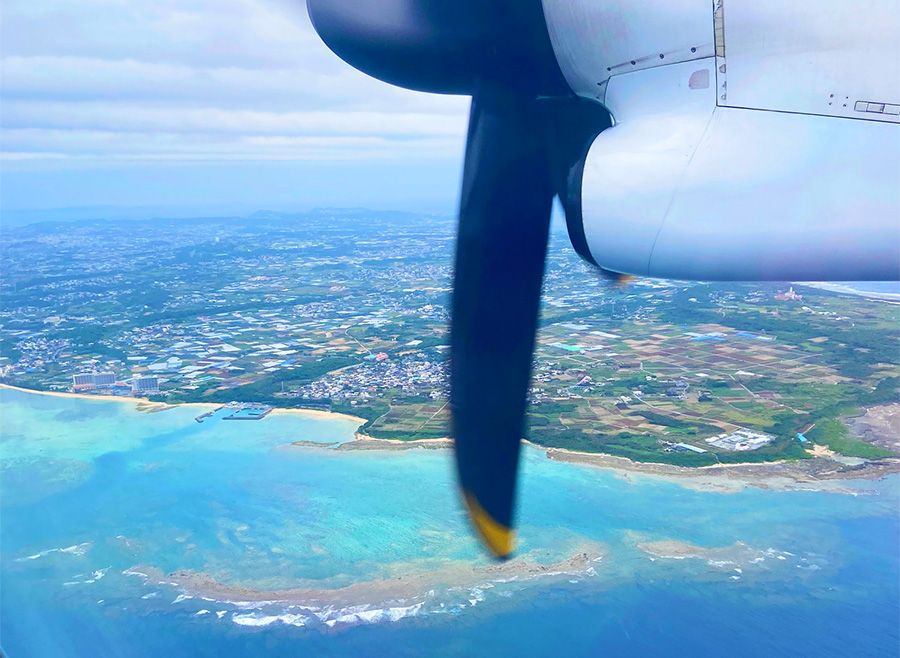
[{"x1": 2, "y1": 210, "x2": 897, "y2": 474}]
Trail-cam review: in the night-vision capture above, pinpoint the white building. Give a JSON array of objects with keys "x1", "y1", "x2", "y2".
[
  {"x1": 72, "y1": 372, "x2": 117, "y2": 389},
  {"x1": 706, "y1": 429, "x2": 774, "y2": 451}
]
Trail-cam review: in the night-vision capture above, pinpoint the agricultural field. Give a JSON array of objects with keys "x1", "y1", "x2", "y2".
[{"x1": 2, "y1": 212, "x2": 897, "y2": 466}]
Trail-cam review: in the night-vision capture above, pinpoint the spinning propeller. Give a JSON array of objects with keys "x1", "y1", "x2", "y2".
[
  {"x1": 307, "y1": 0, "x2": 900, "y2": 556},
  {"x1": 306, "y1": 0, "x2": 609, "y2": 557}
]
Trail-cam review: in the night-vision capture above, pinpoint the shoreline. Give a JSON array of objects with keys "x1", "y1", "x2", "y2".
[
  {"x1": 340, "y1": 432, "x2": 453, "y2": 450},
  {"x1": 544, "y1": 446, "x2": 900, "y2": 493},
  {"x1": 0, "y1": 383, "x2": 193, "y2": 408},
  {"x1": 340, "y1": 434, "x2": 900, "y2": 492},
  {"x1": 793, "y1": 282, "x2": 900, "y2": 302},
  {"x1": 5, "y1": 382, "x2": 897, "y2": 491},
  {"x1": 0, "y1": 383, "x2": 367, "y2": 426}
]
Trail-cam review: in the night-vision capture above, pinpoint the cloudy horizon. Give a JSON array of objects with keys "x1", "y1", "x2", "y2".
[{"x1": 0, "y1": 0, "x2": 470, "y2": 216}]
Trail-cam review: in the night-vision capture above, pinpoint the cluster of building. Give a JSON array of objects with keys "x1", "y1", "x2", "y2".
[
  {"x1": 0, "y1": 210, "x2": 456, "y2": 397},
  {"x1": 288, "y1": 355, "x2": 448, "y2": 403},
  {"x1": 661, "y1": 440, "x2": 708, "y2": 454},
  {"x1": 0, "y1": 337, "x2": 71, "y2": 377},
  {"x1": 706, "y1": 429, "x2": 775, "y2": 451},
  {"x1": 72, "y1": 372, "x2": 117, "y2": 389},
  {"x1": 72, "y1": 371, "x2": 160, "y2": 395},
  {"x1": 2, "y1": 211, "x2": 868, "y2": 462},
  {"x1": 775, "y1": 286, "x2": 803, "y2": 302}
]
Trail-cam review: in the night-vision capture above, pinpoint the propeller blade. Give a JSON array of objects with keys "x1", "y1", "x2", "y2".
[
  {"x1": 451, "y1": 87, "x2": 554, "y2": 558},
  {"x1": 307, "y1": 0, "x2": 578, "y2": 558}
]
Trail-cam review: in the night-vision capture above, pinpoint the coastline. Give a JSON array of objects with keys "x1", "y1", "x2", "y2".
[
  {"x1": 793, "y1": 282, "x2": 900, "y2": 302},
  {"x1": 0, "y1": 383, "x2": 191, "y2": 408},
  {"x1": 5, "y1": 382, "x2": 897, "y2": 491},
  {"x1": 272, "y1": 406, "x2": 366, "y2": 425},
  {"x1": 0, "y1": 383, "x2": 367, "y2": 425},
  {"x1": 338, "y1": 434, "x2": 900, "y2": 492},
  {"x1": 338, "y1": 433, "x2": 453, "y2": 450},
  {"x1": 544, "y1": 446, "x2": 900, "y2": 493}
]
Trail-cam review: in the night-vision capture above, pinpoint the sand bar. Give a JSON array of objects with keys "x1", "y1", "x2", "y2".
[{"x1": 130, "y1": 543, "x2": 605, "y2": 609}]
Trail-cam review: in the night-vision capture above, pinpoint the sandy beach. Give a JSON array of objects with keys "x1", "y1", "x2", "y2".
[
  {"x1": 6, "y1": 382, "x2": 897, "y2": 492},
  {"x1": 270, "y1": 406, "x2": 366, "y2": 425},
  {"x1": 340, "y1": 433, "x2": 453, "y2": 450},
  {"x1": 0, "y1": 383, "x2": 366, "y2": 425},
  {"x1": 0, "y1": 383, "x2": 214, "y2": 410}
]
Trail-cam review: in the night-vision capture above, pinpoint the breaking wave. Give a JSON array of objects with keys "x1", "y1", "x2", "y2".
[{"x1": 16, "y1": 542, "x2": 92, "y2": 561}]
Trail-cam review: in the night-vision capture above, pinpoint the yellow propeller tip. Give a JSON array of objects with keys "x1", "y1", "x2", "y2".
[{"x1": 463, "y1": 492, "x2": 516, "y2": 559}]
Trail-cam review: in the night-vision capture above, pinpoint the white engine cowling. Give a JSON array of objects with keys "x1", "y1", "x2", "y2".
[{"x1": 542, "y1": 0, "x2": 900, "y2": 280}]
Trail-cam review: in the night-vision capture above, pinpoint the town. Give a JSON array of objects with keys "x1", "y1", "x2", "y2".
[{"x1": 1, "y1": 209, "x2": 897, "y2": 465}]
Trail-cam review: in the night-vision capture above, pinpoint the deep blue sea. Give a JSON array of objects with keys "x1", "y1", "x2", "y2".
[{"x1": 1, "y1": 387, "x2": 898, "y2": 657}]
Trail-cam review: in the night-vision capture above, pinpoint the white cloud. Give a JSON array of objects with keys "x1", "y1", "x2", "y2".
[
  {"x1": 2, "y1": 100, "x2": 465, "y2": 137},
  {"x1": 0, "y1": 0, "x2": 469, "y2": 164},
  {"x1": 1, "y1": 127, "x2": 461, "y2": 162}
]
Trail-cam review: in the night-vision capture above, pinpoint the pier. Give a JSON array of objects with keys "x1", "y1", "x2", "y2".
[{"x1": 195, "y1": 402, "x2": 273, "y2": 423}]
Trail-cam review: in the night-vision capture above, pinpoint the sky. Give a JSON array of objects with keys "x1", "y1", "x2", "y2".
[{"x1": 0, "y1": 0, "x2": 470, "y2": 218}]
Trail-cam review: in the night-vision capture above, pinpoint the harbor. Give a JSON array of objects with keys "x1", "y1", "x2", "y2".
[{"x1": 195, "y1": 402, "x2": 272, "y2": 423}]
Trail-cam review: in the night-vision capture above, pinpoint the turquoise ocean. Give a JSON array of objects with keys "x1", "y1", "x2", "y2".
[{"x1": 1, "y1": 387, "x2": 898, "y2": 657}]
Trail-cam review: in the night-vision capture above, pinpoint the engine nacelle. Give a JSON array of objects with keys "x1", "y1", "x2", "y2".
[
  {"x1": 579, "y1": 58, "x2": 900, "y2": 280},
  {"x1": 543, "y1": 0, "x2": 900, "y2": 280}
]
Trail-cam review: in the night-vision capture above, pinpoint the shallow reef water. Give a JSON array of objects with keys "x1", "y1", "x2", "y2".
[{"x1": 2, "y1": 387, "x2": 898, "y2": 657}]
